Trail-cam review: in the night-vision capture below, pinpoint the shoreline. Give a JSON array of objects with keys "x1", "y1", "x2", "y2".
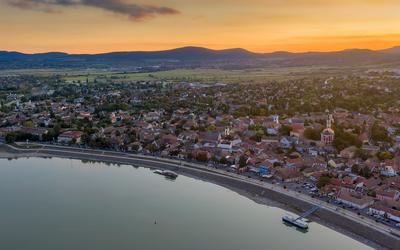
[{"x1": 0, "y1": 143, "x2": 398, "y2": 250}]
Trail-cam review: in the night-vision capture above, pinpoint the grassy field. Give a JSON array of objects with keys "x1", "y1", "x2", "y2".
[
  {"x1": 0, "y1": 64, "x2": 384, "y2": 83},
  {"x1": 59, "y1": 66, "x2": 351, "y2": 84},
  {"x1": 12, "y1": 143, "x2": 42, "y2": 149}
]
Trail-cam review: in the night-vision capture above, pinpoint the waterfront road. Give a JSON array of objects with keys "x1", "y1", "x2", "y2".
[{"x1": 2, "y1": 142, "x2": 400, "y2": 247}]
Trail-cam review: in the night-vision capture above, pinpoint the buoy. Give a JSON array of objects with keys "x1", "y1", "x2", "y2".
[{"x1": 154, "y1": 220, "x2": 157, "y2": 224}]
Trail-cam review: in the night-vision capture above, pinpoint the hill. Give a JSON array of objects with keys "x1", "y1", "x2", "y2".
[{"x1": 1, "y1": 46, "x2": 400, "y2": 70}]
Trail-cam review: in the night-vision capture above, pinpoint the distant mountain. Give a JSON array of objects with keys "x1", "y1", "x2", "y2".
[
  {"x1": 1, "y1": 46, "x2": 400, "y2": 70},
  {"x1": 80, "y1": 47, "x2": 258, "y2": 61},
  {"x1": 380, "y1": 46, "x2": 400, "y2": 55}
]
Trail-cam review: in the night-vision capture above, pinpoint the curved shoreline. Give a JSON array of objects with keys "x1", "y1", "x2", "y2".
[{"x1": 0, "y1": 143, "x2": 398, "y2": 250}]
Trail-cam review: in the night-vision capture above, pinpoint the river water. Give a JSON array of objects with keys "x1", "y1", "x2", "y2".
[{"x1": 0, "y1": 158, "x2": 371, "y2": 250}]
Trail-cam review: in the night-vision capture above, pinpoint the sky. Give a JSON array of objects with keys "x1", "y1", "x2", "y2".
[{"x1": 1, "y1": 0, "x2": 400, "y2": 53}]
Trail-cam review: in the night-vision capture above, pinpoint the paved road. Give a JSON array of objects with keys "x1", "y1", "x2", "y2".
[{"x1": 4, "y1": 142, "x2": 400, "y2": 246}]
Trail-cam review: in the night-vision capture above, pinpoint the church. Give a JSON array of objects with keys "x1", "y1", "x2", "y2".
[{"x1": 321, "y1": 114, "x2": 335, "y2": 145}]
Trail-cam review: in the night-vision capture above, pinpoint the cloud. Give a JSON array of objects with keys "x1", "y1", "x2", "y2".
[{"x1": 7, "y1": 0, "x2": 180, "y2": 20}]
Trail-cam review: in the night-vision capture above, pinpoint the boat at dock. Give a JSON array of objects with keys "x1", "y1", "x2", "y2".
[
  {"x1": 153, "y1": 170, "x2": 178, "y2": 179},
  {"x1": 282, "y1": 205, "x2": 320, "y2": 230},
  {"x1": 282, "y1": 214, "x2": 309, "y2": 230}
]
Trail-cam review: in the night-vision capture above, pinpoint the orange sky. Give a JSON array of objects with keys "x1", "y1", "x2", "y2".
[{"x1": 1, "y1": 0, "x2": 400, "y2": 53}]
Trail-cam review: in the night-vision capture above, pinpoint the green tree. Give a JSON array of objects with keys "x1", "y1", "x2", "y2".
[
  {"x1": 371, "y1": 122, "x2": 391, "y2": 143},
  {"x1": 316, "y1": 175, "x2": 331, "y2": 189},
  {"x1": 239, "y1": 155, "x2": 247, "y2": 168},
  {"x1": 351, "y1": 164, "x2": 360, "y2": 174},
  {"x1": 360, "y1": 167, "x2": 371, "y2": 178},
  {"x1": 304, "y1": 128, "x2": 320, "y2": 141},
  {"x1": 220, "y1": 157, "x2": 228, "y2": 165},
  {"x1": 279, "y1": 125, "x2": 292, "y2": 136},
  {"x1": 5, "y1": 133, "x2": 17, "y2": 144}
]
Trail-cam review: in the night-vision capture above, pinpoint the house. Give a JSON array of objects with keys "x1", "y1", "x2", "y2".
[
  {"x1": 360, "y1": 177, "x2": 381, "y2": 190},
  {"x1": 20, "y1": 127, "x2": 48, "y2": 141},
  {"x1": 266, "y1": 128, "x2": 278, "y2": 136},
  {"x1": 161, "y1": 134, "x2": 178, "y2": 146},
  {"x1": 369, "y1": 203, "x2": 400, "y2": 223},
  {"x1": 286, "y1": 157, "x2": 304, "y2": 168},
  {"x1": 58, "y1": 131, "x2": 84, "y2": 144},
  {"x1": 375, "y1": 187, "x2": 400, "y2": 202},
  {"x1": 280, "y1": 136, "x2": 298, "y2": 149},
  {"x1": 217, "y1": 140, "x2": 233, "y2": 152},
  {"x1": 381, "y1": 160, "x2": 397, "y2": 177},
  {"x1": 144, "y1": 111, "x2": 161, "y2": 122},
  {"x1": 264, "y1": 115, "x2": 280, "y2": 129},
  {"x1": 336, "y1": 190, "x2": 374, "y2": 209},
  {"x1": 362, "y1": 145, "x2": 380, "y2": 155},
  {"x1": 339, "y1": 146, "x2": 358, "y2": 159},
  {"x1": 0, "y1": 127, "x2": 20, "y2": 138},
  {"x1": 290, "y1": 123, "x2": 305, "y2": 137},
  {"x1": 77, "y1": 111, "x2": 92, "y2": 121},
  {"x1": 198, "y1": 132, "x2": 221, "y2": 146},
  {"x1": 275, "y1": 168, "x2": 303, "y2": 182}
]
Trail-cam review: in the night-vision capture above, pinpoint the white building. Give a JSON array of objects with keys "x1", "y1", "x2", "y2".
[{"x1": 381, "y1": 165, "x2": 397, "y2": 177}]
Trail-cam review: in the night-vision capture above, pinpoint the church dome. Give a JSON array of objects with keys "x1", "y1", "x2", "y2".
[{"x1": 322, "y1": 128, "x2": 335, "y2": 135}]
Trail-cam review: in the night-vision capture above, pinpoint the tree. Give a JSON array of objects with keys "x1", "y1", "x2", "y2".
[
  {"x1": 251, "y1": 130, "x2": 264, "y2": 142},
  {"x1": 351, "y1": 164, "x2": 360, "y2": 174},
  {"x1": 360, "y1": 167, "x2": 371, "y2": 178},
  {"x1": 377, "y1": 151, "x2": 393, "y2": 161},
  {"x1": 146, "y1": 144, "x2": 158, "y2": 153},
  {"x1": 316, "y1": 175, "x2": 331, "y2": 189},
  {"x1": 279, "y1": 125, "x2": 292, "y2": 136},
  {"x1": 5, "y1": 132, "x2": 17, "y2": 144},
  {"x1": 23, "y1": 120, "x2": 33, "y2": 128},
  {"x1": 333, "y1": 129, "x2": 361, "y2": 151},
  {"x1": 196, "y1": 152, "x2": 208, "y2": 162},
  {"x1": 239, "y1": 155, "x2": 247, "y2": 168},
  {"x1": 355, "y1": 149, "x2": 369, "y2": 161},
  {"x1": 249, "y1": 123, "x2": 263, "y2": 131},
  {"x1": 304, "y1": 128, "x2": 320, "y2": 141},
  {"x1": 371, "y1": 122, "x2": 391, "y2": 143},
  {"x1": 220, "y1": 157, "x2": 228, "y2": 165}
]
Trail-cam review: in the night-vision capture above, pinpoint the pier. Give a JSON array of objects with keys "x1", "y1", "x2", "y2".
[
  {"x1": 295, "y1": 205, "x2": 320, "y2": 221},
  {"x1": 282, "y1": 205, "x2": 321, "y2": 230}
]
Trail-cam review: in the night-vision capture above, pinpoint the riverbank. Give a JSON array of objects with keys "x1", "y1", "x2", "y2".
[{"x1": 0, "y1": 143, "x2": 398, "y2": 250}]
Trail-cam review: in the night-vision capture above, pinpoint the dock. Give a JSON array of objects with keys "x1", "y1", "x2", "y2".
[{"x1": 282, "y1": 205, "x2": 320, "y2": 230}]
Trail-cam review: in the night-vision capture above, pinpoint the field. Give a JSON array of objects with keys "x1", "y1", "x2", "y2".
[
  {"x1": 0, "y1": 64, "x2": 387, "y2": 83},
  {"x1": 59, "y1": 66, "x2": 364, "y2": 83}
]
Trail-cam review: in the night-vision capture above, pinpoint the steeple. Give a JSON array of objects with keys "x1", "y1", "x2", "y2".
[{"x1": 326, "y1": 114, "x2": 333, "y2": 129}]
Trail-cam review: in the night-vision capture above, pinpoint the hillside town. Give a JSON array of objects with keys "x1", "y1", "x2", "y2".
[{"x1": 1, "y1": 72, "x2": 400, "y2": 230}]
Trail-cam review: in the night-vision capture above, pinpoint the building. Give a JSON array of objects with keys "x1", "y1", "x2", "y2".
[
  {"x1": 369, "y1": 204, "x2": 400, "y2": 223},
  {"x1": 339, "y1": 146, "x2": 358, "y2": 159},
  {"x1": 375, "y1": 187, "x2": 400, "y2": 202},
  {"x1": 274, "y1": 168, "x2": 303, "y2": 182},
  {"x1": 20, "y1": 127, "x2": 48, "y2": 141},
  {"x1": 336, "y1": 190, "x2": 374, "y2": 209},
  {"x1": 58, "y1": 131, "x2": 84, "y2": 144},
  {"x1": 321, "y1": 114, "x2": 335, "y2": 145},
  {"x1": 381, "y1": 164, "x2": 397, "y2": 177}
]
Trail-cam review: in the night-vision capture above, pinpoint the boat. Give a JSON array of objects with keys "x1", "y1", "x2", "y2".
[
  {"x1": 153, "y1": 170, "x2": 164, "y2": 175},
  {"x1": 282, "y1": 214, "x2": 309, "y2": 230},
  {"x1": 153, "y1": 170, "x2": 178, "y2": 179}
]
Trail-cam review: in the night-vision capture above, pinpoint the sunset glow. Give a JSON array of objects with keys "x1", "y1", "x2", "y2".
[{"x1": 1, "y1": 0, "x2": 400, "y2": 53}]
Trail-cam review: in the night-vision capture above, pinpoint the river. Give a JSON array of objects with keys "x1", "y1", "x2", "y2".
[{"x1": 0, "y1": 157, "x2": 371, "y2": 250}]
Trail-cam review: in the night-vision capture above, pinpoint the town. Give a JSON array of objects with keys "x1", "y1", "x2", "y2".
[{"x1": 1, "y1": 71, "x2": 400, "y2": 231}]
